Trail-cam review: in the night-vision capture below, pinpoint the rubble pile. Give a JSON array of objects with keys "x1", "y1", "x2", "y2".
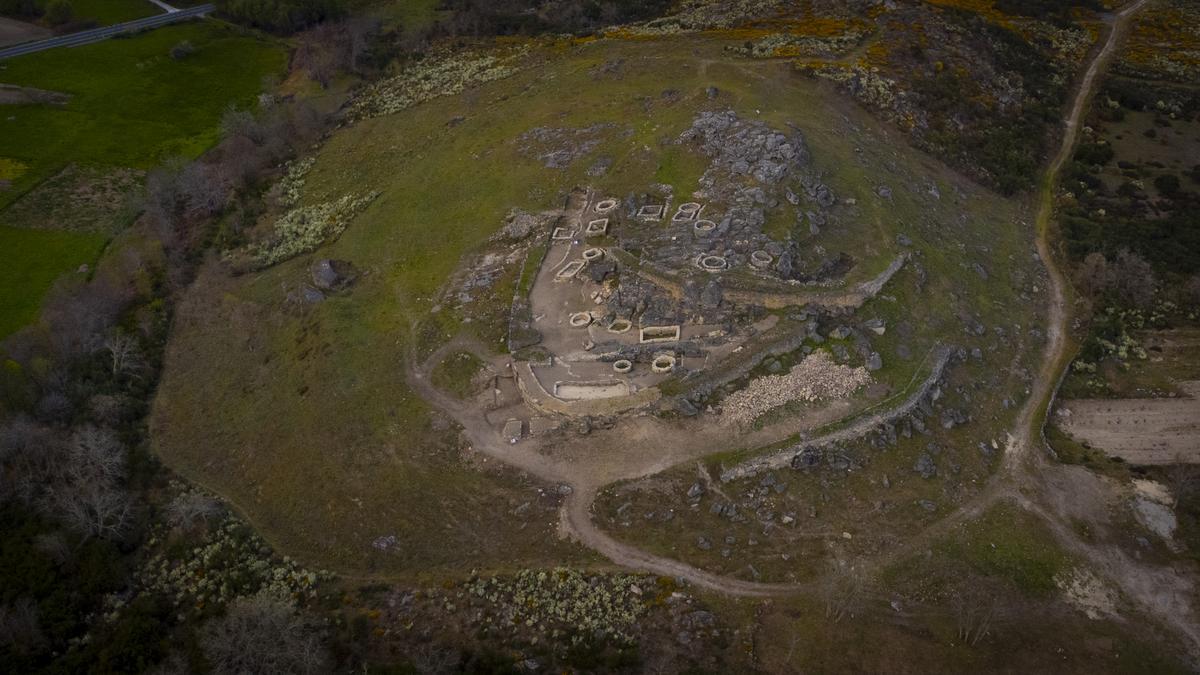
[{"x1": 721, "y1": 350, "x2": 871, "y2": 427}]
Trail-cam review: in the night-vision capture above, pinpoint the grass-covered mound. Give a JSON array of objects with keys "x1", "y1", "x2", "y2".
[{"x1": 151, "y1": 32, "x2": 1041, "y2": 578}]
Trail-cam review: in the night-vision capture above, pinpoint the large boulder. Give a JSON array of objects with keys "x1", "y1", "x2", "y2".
[{"x1": 310, "y1": 259, "x2": 358, "y2": 292}]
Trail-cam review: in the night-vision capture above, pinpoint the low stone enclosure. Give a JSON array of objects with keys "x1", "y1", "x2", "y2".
[{"x1": 507, "y1": 182, "x2": 911, "y2": 420}]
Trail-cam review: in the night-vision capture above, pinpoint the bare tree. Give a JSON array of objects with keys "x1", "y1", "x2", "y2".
[
  {"x1": 1184, "y1": 275, "x2": 1200, "y2": 307},
  {"x1": 143, "y1": 161, "x2": 185, "y2": 244},
  {"x1": 200, "y1": 593, "x2": 330, "y2": 675},
  {"x1": 34, "y1": 390, "x2": 73, "y2": 425},
  {"x1": 42, "y1": 276, "x2": 133, "y2": 359},
  {"x1": 954, "y1": 588, "x2": 999, "y2": 646},
  {"x1": 42, "y1": 480, "x2": 133, "y2": 541},
  {"x1": 104, "y1": 332, "x2": 145, "y2": 379},
  {"x1": 63, "y1": 425, "x2": 126, "y2": 486},
  {"x1": 165, "y1": 492, "x2": 224, "y2": 530},
  {"x1": 0, "y1": 598, "x2": 45, "y2": 655},
  {"x1": 87, "y1": 393, "x2": 129, "y2": 428},
  {"x1": 26, "y1": 425, "x2": 134, "y2": 540},
  {"x1": 32, "y1": 531, "x2": 72, "y2": 566},
  {"x1": 1164, "y1": 462, "x2": 1199, "y2": 506},
  {"x1": 219, "y1": 106, "x2": 264, "y2": 144},
  {"x1": 821, "y1": 564, "x2": 868, "y2": 623},
  {"x1": 0, "y1": 416, "x2": 61, "y2": 505},
  {"x1": 1110, "y1": 248, "x2": 1156, "y2": 308},
  {"x1": 178, "y1": 161, "x2": 230, "y2": 220},
  {"x1": 1075, "y1": 251, "x2": 1110, "y2": 298}
]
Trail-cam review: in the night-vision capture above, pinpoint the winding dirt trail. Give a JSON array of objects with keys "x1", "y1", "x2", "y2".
[
  {"x1": 405, "y1": 7, "x2": 1200, "y2": 655},
  {"x1": 1005, "y1": 0, "x2": 1151, "y2": 475}
]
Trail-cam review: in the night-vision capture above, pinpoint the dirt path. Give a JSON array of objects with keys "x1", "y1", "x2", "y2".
[{"x1": 1005, "y1": 0, "x2": 1149, "y2": 474}]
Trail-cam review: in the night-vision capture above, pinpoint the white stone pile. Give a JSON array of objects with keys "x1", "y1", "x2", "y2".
[{"x1": 721, "y1": 350, "x2": 870, "y2": 427}]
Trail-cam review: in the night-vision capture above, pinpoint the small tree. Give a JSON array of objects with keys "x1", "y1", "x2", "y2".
[
  {"x1": 178, "y1": 161, "x2": 230, "y2": 219},
  {"x1": 219, "y1": 106, "x2": 264, "y2": 144},
  {"x1": 1153, "y1": 173, "x2": 1181, "y2": 197},
  {"x1": 165, "y1": 492, "x2": 223, "y2": 530},
  {"x1": 0, "y1": 598, "x2": 45, "y2": 655},
  {"x1": 43, "y1": 480, "x2": 133, "y2": 541},
  {"x1": 104, "y1": 332, "x2": 145, "y2": 379},
  {"x1": 821, "y1": 564, "x2": 868, "y2": 623},
  {"x1": 200, "y1": 593, "x2": 330, "y2": 675},
  {"x1": 63, "y1": 425, "x2": 126, "y2": 486},
  {"x1": 1075, "y1": 251, "x2": 1110, "y2": 298},
  {"x1": 1111, "y1": 248, "x2": 1156, "y2": 308},
  {"x1": 954, "y1": 588, "x2": 999, "y2": 646},
  {"x1": 1185, "y1": 275, "x2": 1200, "y2": 307}
]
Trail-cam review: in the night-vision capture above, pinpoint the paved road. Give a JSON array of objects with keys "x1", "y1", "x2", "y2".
[{"x1": 0, "y1": 3, "x2": 213, "y2": 61}]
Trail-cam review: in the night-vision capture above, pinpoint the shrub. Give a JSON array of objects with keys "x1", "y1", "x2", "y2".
[
  {"x1": 169, "y1": 40, "x2": 195, "y2": 61},
  {"x1": 1153, "y1": 173, "x2": 1181, "y2": 196},
  {"x1": 1074, "y1": 142, "x2": 1114, "y2": 166},
  {"x1": 199, "y1": 593, "x2": 330, "y2": 675}
]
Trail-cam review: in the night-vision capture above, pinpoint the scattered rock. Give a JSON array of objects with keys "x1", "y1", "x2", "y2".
[
  {"x1": 866, "y1": 352, "x2": 883, "y2": 371},
  {"x1": 914, "y1": 453, "x2": 937, "y2": 479}
]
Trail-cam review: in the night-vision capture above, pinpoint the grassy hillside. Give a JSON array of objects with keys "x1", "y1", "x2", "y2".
[{"x1": 151, "y1": 32, "x2": 1043, "y2": 578}]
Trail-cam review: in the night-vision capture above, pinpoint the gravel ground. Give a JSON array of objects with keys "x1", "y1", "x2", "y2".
[{"x1": 720, "y1": 351, "x2": 870, "y2": 427}]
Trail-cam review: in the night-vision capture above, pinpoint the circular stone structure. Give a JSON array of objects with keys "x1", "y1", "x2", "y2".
[
  {"x1": 694, "y1": 219, "x2": 716, "y2": 235},
  {"x1": 651, "y1": 354, "x2": 677, "y2": 373},
  {"x1": 612, "y1": 359, "x2": 633, "y2": 374},
  {"x1": 607, "y1": 318, "x2": 632, "y2": 333},
  {"x1": 582, "y1": 247, "x2": 605, "y2": 262},
  {"x1": 594, "y1": 199, "x2": 618, "y2": 213},
  {"x1": 569, "y1": 312, "x2": 592, "y2": 328},
  {"x1": 750, "y1": 250, "x2": 773, "y2": 268},
  {"x1": 697, "y1": 255, "x2": 728, "y2": 272}
]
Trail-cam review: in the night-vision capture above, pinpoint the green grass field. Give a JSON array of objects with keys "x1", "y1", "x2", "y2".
[
  {"x1": 0, "y1": 19, "x2": 285, "y2": 339},
  {"x1": 0, "y1": 225, "x2": 108, "y2": 337},
  {"x1": 0, "y1": 20, "x2": 286, "y2": 207}
]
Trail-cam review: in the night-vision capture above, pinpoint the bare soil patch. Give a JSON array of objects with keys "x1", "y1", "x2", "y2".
[
  {"x1": 0, "y1": 83, "x2": 71, "y2": 106},
  {"x1": 3, "y1": 164, "x2": 143, "y2": 232},
  {"x1": 0, "y1": 16, "x2": 50, "y2": 48},
  {"x1": 1058, "y1": 381, "x2": 1200, "y2": 465}
]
